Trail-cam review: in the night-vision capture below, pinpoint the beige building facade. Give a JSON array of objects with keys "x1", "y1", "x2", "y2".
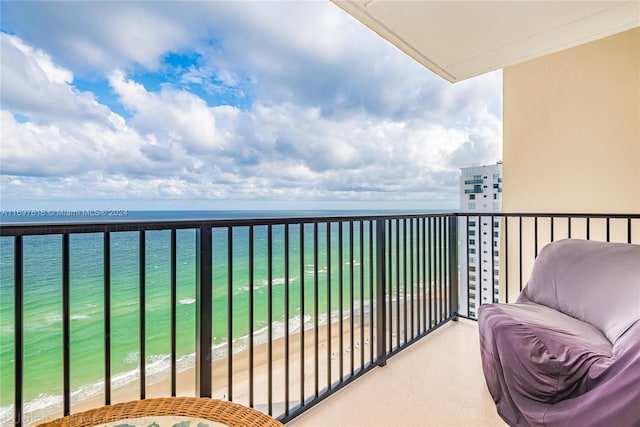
[
  {"x1": 502, "y1": 27, "x2": 640, "y2": 214},
  {"x1": 501, "y1": 27, "x2": 639, "y2": 299}
]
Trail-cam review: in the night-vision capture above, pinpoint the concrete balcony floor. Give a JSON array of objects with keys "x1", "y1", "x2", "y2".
[{"x1": 288, "y1": 319, "x2": 507, "y2": 427}]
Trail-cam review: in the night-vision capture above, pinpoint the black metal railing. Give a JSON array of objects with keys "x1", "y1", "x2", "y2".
[
  {"x1": 0, "y1": 213, "x2": 457, "y2": 426},
  {"x1": 457, "y1": 213, "x2": 640, "y2": 319},
  {"x1": 1, "y1": 212, "x2": 637, "y2": 426}
]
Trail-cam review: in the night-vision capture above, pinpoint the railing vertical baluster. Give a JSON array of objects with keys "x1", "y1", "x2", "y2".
[
  {"x1": 478, "y1": 216, "x2": 482, "y2": 311},
  {"x1": 349, "y1": 221, "x2": 354, "y2": 376},
  {"x1": 466, "y1": 216, "x2": 470, "y2": 316},
  {"x1": 326, "y1": 223, "x2": 332, "y2": 389},
  {"x1": 550, "y1": 216, "x2": 555, "y2": 242},
  {"x1": 227, "y1": 227, "x2": 233, "y2": 402},
  {"x1": 438, "y1": 217, "x2": 443, "y2": 322},
  {"x1": 375, "y1": 220, "x2": 386, "y2": 367},
  {"x1": 491, "y1": 215, "x2": 495, "y2": 304},
  {"x1": 568, "y1": 217, "x2": 572, "y2": 239},
  {"x1": 359, "y1": 220, "x2": 365, "y2": 369},
  {"x1": 62, "y1": 233, "x2": 71, "y2": 415},
  {"x1": 418, "y1": 217, "x2": 429, "y2": 332},
  {"x1": 313, "y1": 223, "x2": 319, "y2": 398},
  {"x1": 248, "y1": 226, "x2": 254, "y2": 408},
  {"x1": 387, "y1": 220, "x2": 392, "y2": 351},
  {"x1": 449, "y1": 217, "x2": 459, "y2": 319},
  {"x1": 170, "y1": 229, "x2": 177, "y2": 397},
  {"x1": 338, "y1": 222, "x2": 343, "y2": 380},
  {"x1": 14, "y1": 235, "x2": 23, "y2": 427},
  {"x1": 415, "y1": 219, "x2": 421, "y2": 334},
  {"x1": 427, "y1": 217, "x2": 433, "y2": 328},
  {"x1": 587, "y1": 217, "x2": 591, "y2": 240},
  {"x1": 104, "y1": 232, "x2": 111, "y2": 405},
  {"x1": 628, "y1": 218, "x2": 632, "y2": 244},
  {"x1": 299, "y1": 223, "x2": 305, "y2": 405},
  {"x1": 534, "y1": 216, "x2": 538, "y2": 255},
  {"x1": 504, "y1": 217, "x2": 509, "y2": 304},
  {"x1": 420, "y1": 217, "x2": 429, "y2": 332},
  {"x1": 442, "y1": 217, "x2": 447, "y2": 318},
  {"x1": 139, "y1": 231, "x2": 146, "y2": 400},
  {"x1": 410, "y1": 219, "x2": 414, "y2": 338},
  {"x1": 267, "y1": 224, "x2": 273, "y2": 415},
  {"x1": 403, "y1": 219, "x2": 407, "y2": 343},
  {"x1": 196, "y1": 225, "x2": 213, "y2": 398},
  {"x1": 395, "y1": 219, "x2": 400, "y2": 348},
  {"x1": 518, "y1": 217, "x2": 523, "y2": 291},
  {"x1": 284, "y1": 225, "x2": 290, "y2": 414},
  {"x1": 368, "y1": 221, "x2": 374, "y2": 364},
  {"x1": 435, "y1": 217, "x2": 439, "y2": 322},
  {"x1": 606, "y1": 217, "x2": 610, "y2": 242}
]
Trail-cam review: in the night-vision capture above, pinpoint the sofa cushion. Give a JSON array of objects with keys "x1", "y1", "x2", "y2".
[
  {"x1": 479, "y1": 302, "x2": 612, "y2": 405},
  {"x1": 518, "y1": 239, "x2": 640, "y2": 343}
]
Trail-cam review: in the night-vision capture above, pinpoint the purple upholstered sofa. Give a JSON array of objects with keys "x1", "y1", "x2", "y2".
[{"x1": 478, "y1": 239, "x2": 640, "y2": 427}]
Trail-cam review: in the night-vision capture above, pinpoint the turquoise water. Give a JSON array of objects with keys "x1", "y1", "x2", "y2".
[{"x1": 0, "y1": 210, "x2": 442, "y2": 423}]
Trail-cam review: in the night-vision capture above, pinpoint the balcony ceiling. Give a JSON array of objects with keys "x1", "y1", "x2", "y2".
[{"x1": 331, "y1": 0, "x2": 640, "y2": 82}]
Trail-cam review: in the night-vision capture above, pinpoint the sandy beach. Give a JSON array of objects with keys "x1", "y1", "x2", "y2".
[
  {"x1": 21, "y1": 287, "x2": 446, "y2": 426},
  {"x1": 26, "y1": 315, "x2": 379, "y2": 426}
]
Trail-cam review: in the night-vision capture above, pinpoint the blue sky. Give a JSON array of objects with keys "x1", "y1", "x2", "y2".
[{"x1": 0, "y1": 1, "x2": 502, "y2": 211}]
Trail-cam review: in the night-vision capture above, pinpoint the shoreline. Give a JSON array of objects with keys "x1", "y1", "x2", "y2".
[{"x1": 21, "y1": 316, "x2": 376, "y2": 426}]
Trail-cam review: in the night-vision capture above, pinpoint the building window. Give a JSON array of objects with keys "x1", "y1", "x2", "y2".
[
  {"x1": 469, "y1": 194, "x2": 475, "y2": 200},
  {"x1": 494, "y1": 231, "x2": 499, "y2": 238},
  {"x1": 469, "y1": 248, "x2": 476, "y2": 254},
  {"x1": 469, "y1": 221, "x2": 476, "y2": 226},
  {"x1": 469, "y1": 239, "x2": 475, "y2": 245},
  {"x1": 493, "y1": 194, "x2": 498, "y2": 200},
  {"x1": 469, "y1": 230, "x2": 475, "y2": 236},
  {"x1": 469, "y1": 265, "x2": 476, "y2": 272},
  {"x1": 493, "y1": 183, "x2": 499, "y2": 189}
]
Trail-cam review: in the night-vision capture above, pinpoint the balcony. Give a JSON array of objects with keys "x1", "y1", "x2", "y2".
[
  {"x1": 1, "y1": 212, "x2": 638, "y2": 426},
  {"x1": 288, "y1": 319, "x2": 504, "y2": 426}
]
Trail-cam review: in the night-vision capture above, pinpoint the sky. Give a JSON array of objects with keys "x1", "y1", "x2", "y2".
[{"x1": 0, "y1": 1, "x2": 502, "y2": 212}]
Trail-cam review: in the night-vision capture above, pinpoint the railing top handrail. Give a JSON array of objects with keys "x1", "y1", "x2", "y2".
[
  {"x1": 456, "y1": 212, "x2": 640, "y2": 219},
  {"x1": 0, "y1": 212, "x2": 458, "y2": 236},
  {"x1": 1, "y1": 212, "x2": 637, "y2": 237}
]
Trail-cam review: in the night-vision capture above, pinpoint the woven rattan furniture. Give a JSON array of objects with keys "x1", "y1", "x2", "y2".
[{"x1": 37, "y1": 397, "x2": 284, "y2": 427}]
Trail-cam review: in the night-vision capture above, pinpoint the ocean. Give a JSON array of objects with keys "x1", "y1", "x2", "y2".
[{"x1": 0, "y1": 209, "x2": 441, "y2": 423}]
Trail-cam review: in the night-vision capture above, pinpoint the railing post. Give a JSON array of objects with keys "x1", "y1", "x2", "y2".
[
  {"x1": 196, "y1": 225, "x2": 213, "y2": 397},
  {"x1": 14, "y1": 236, "x2": 23, "y2": 427},
  {"x1": 375, "y1": 220, "x2": 387, "y2": 367},
  {"x1": 448, "y1": 216, "x2": 459, "y2": 320}
]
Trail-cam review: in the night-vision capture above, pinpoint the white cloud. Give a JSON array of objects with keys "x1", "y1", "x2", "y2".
[
  {"x1": 0, "y1": 33, "x2": 115, "y2": 124},
  {"x1": 108, "y1": 71, "x2": 237, "y2": 154},
  {"x1": 0, "y1": 2, "x2": 502, "y2": 211}
]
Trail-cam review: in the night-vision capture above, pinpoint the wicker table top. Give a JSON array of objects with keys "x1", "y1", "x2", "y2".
[{"x1": 36, "y1": 397, "x2": 284, "y2": 427}]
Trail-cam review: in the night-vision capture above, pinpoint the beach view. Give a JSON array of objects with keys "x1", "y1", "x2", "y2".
[
  {"x1": 1, "y1": 212, "x2": 451, "y2": 425},
  {"x1": 0, "y1": 1, "x2": 509, "y2": 426}
]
